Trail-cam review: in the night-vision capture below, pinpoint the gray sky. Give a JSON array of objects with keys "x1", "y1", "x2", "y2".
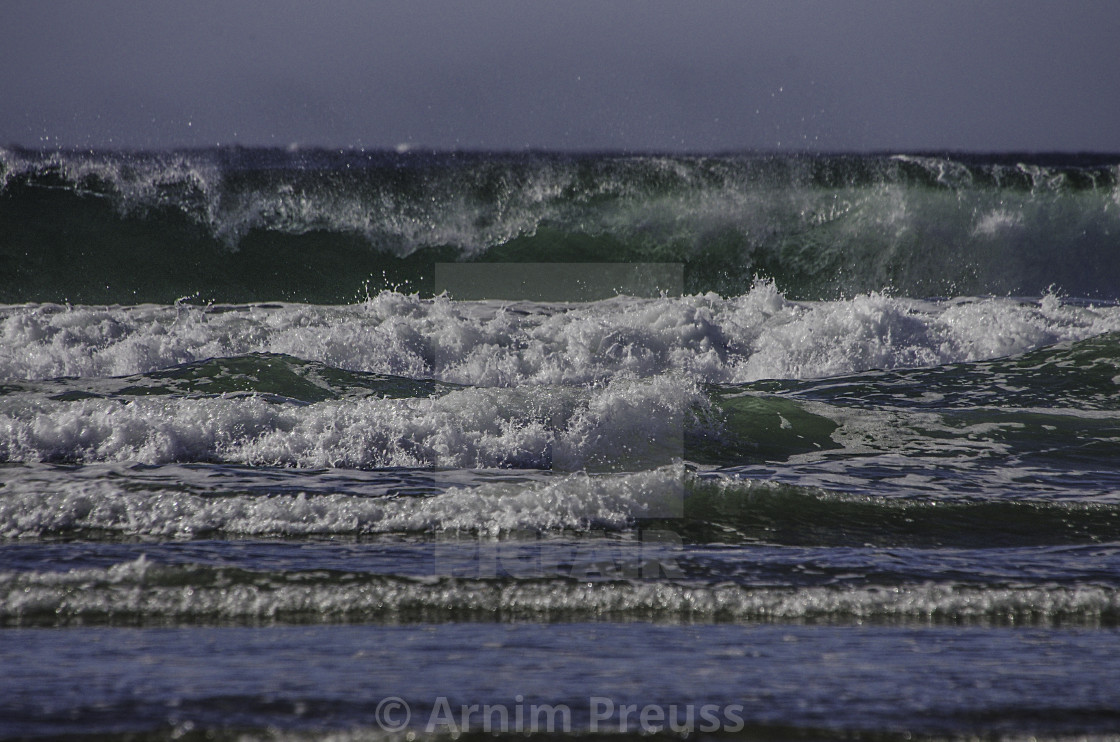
[{"x1": 3, "y1": 0, "x2": 1118, "y2": 152}]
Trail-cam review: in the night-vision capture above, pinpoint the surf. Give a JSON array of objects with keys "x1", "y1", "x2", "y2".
[{"x1": 4, "y1": 147, "x2": 1119, "y2": 303}]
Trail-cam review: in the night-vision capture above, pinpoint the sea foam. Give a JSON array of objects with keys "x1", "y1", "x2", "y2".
[
  {"x1": 3, "y1": 285, "x2": 1118, "y2": 385},
  {"x1": 0, "y1": 466, "x2": 685, "y2": 538},
  {"x1": 3, "y1": 554, "x2": 1117, "y2": 626}
]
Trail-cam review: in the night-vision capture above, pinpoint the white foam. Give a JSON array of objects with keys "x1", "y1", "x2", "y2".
[
  {"x1": 0, "y1": 376, "x2": 699, "y2": 469},
  {"x1": 973, "y1": 208, "x2": 1025, "y2": 236},
  {"x1": 3, "y1": 555, "x2": 1116, "y2": 626},
  {"x1": 0, "y1": 466, "x2": 685, "y2": 538},
  {"x1": 3, "y1": 285, "x2": 1119, "y2": 385}
]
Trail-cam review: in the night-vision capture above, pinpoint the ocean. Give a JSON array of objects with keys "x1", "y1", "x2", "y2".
[{"x1": 3, "y1": 146, "x2": 1120, "y2": 740}]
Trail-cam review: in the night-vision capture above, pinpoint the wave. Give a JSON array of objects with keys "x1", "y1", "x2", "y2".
[
  {"x1": 0, "y1": 467, "x2": 679, "y2": 538},
  {"x1": 4, "y1": 466, "x2": 1119, "y2": 548},
  {"x1": 0, "y1": 373, "x2": 699, "y2": 469},
  {"x1": 5, "y1": 287, "x2": 1120, "y2": 385},
  {"x1": 680, "y1": 478, "x2": 1120, "y2": 546},
  {"x1": 4, "y1": 325, "x2": 1120, "y2": 479},
  {"x1": 3, "y1": 147, "x2": 1120, "y2": 303},
  {"x1": 4, "y1": 555, "x2": 1119, "y2": 627}
]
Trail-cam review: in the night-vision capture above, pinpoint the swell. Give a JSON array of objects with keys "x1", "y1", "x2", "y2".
[{"x1": 3, "y1": 147, "x2": 1120, "y2": 303}]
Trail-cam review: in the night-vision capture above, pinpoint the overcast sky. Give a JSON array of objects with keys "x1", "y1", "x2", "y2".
[{"x1": 3, "y1": 0, "x2": 1118, "y2": 152}]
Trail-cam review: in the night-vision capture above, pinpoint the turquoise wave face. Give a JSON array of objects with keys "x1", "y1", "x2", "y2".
[
  {"x1": 2, "y1": 352, "x2": 456, "y2": 404},
  {"x1": 3, "y1": 148, "x2": 1120, "y2": 303},
  {"x1": 701, "y1": 332, "x2": 1120, "y2": 463}
]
